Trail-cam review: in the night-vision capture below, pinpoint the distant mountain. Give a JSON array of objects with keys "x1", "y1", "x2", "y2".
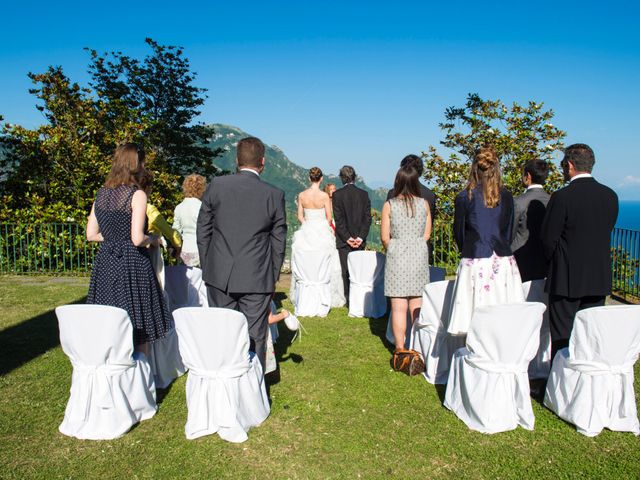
[
  {"x1": 204, "y1": 124, "x2": 387, "y2": 211},
  {"x1": 203, "y1": 124, "x2": 385, "y2": 246}
]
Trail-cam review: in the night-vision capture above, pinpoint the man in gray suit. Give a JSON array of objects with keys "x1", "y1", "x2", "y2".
[
  {"x1": 197, "y1": 137, "x2": 287, "y2": 372},
  {"x1": 511, "y1": 159, "x2": 551, "y2": 282}
]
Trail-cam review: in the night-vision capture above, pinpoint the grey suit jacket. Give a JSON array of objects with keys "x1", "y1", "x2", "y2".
[
  {"x1": 511, "y1": 187, "x2": 550, "y2": 281},
  {"x1": 196, "y1": 170, "x2": 287, "y2": 293}
]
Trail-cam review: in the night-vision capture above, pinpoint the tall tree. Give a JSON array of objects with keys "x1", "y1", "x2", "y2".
[
  {"x1": 86, "y1": 38, "x2": 222, "y2": 177},
  {"x1": 0, "y1": 39, "x2": 220, "y2": 223},
  {"x1": 423, "y1": 93, "x2": 566, "y2": 223}
]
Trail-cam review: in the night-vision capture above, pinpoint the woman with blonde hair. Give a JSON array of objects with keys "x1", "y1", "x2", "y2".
[
  {"x1": 324, "y1": 183, "x2": 337, "y2": 233},
  {"x1": 290, "y1": 167, "x2": 345, "y2": 308},
  {"x1": 86, "y1": 143, "x2": 171, "y2": 353},
  {"x1": 173, "y1": 174, "x2": 207, "y2": 267},
  {"x1": 447, "y1": 145, "x2": 523, "y2": 335}
]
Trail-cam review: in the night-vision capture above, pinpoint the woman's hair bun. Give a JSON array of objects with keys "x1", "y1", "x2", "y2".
[
  {"x1": 475, "y1": 145, "x2": 498, "y2": 171},
  {"x1": 309, "y1": 166, "x2": 323, "y2": 182}
]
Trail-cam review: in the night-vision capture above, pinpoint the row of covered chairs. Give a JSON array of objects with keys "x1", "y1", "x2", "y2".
[
  {"x1": 57, "y1": 304, "x2": 269, "y2": 442},
  {"x1": 57, "y1": 264, "x2": 270, "y2": 443},
  {"x1": 409, "y1": 278, "x2": 640, "y2": 436},
  {"x1": 292, "y1": 250, "x2": 446, "y2": 319}
]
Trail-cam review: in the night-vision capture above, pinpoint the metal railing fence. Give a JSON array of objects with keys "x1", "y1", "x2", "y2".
[
  {"x1": 611, "y1": 227, "x2": 640, "y2": 302},
  {"x1": 1, "y1": 222, "x2": 637, "y2": 301},
  {"x1": 0, "y1": 223, "x2": 98, "y2": 275}
]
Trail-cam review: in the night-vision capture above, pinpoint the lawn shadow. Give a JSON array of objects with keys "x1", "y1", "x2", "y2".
[
  {"x1": 274, "y1": 323, "x2": 304, "y2": 365},
  {"x1": 0, "y1": 295, "x2": 87, "y2": 376},
  {"x1": 434, "y1": 383, "x2": 447, "y2": 404},
  {"x1": 156, "y1": 382, "x2": 175, "y2": 405},
  {"x1": 367, "y1": 314, "x2": 394, "y2": 354}
]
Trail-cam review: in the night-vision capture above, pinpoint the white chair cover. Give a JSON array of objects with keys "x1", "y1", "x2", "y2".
[
  {"x1": 348, "y1": 251, "x2": 387, "y2": 318},
  {"x1": 164, "y1": 265, "x2": 209, "y2": 311},
  {"x1": 148, "y1": 264, "x2": 190, "y2": 389},
  {"x1": 522, "y1": 279, "x2": 551, "y2": 379},
  {"x1": 57, "y1": 305, "x2": 157, "y2": 440},
  {"x1": 429, "y1": 266, "x2": 446, "y2": 282},
  {"x1": 544, "y1": 305, "x2": 640, "y2": 437},
  {"x1": 444, "y1": 302, "x2": 546, "y2": 433},
  {"x1": 173, "y1": 307, "x2": 270, "y2": 443},
  {"x1": 410, "y1": 280, "x2": 466, "y2": 384},
  {"x1": 148, "y1": 328, "x2": 187, "y2": 389},
  {"x1": 292, "y1": 250, "x2": 332, "y2": 317}
]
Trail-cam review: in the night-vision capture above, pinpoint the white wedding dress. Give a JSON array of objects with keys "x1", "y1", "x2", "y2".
[{"x1": 290, "y1": 208, "x2": 346, "y2": 308}]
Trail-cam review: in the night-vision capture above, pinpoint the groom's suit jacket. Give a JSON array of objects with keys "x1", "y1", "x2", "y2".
[
  {"x1": 196, "y1": 170, "x2": 287, "y2": 294},
  {"x1": 332, "y1": 183, "x2": 372, "y2": 249},
  {"x1": 511, "y1": 187, "x2": 550, "y2": 281},
  {"x1": 541, "y1": 177, "x2": 618, "y2": 298}
]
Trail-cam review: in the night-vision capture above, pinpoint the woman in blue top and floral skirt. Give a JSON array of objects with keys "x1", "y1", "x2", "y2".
[{"x1": 448, "y1": 145, "x2": 524, "y2": 335}]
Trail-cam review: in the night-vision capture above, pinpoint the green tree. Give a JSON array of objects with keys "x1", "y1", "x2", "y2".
[
  {"x1": 0, "y1": 39, "x2": 219, "y2": 223},
  {"x1": 86, "y1": 38, "x2": 222, "y2": 177},
  {"x1": 423, "y1": 93, "x2": 566, "y2": 223}
]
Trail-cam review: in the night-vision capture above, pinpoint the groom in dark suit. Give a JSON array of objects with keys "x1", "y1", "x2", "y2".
[
  {"x1": 332, "y1": 165, "x2": 372, "y2": 301},
  {"x1": 511, "y1": 159, "x2": 551, "y2": 282},
  {"x1": 197, "y1": 137, "x2": 287, "y2": 372},
  {"x1": 541, "y1": 143, "x2": 618, "y2": 359}
]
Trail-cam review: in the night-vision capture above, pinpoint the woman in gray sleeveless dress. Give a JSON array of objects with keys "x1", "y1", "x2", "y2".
[{"x1": 381, "y1": 164, "x2": 431, "y2": 353}]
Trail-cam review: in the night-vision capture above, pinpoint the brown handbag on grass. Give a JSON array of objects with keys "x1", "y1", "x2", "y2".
[{"x1": 392, "y1": 348, "x2": 425, "y2": 376}]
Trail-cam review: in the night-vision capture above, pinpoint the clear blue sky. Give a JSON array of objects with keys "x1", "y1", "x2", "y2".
[{"x1": 2, "y1": 1, "x2": 639, "y2": 199}]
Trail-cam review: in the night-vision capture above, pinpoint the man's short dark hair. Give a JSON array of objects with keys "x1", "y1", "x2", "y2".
[
  {"x1": 339, "y1": 165, "x2": 356, "y2": 185},
  {"x1": 523, "y1": 159, "x2": 550, "y2": 185},
  {"x1": 237, "y1": 137, "x2": 265, "y2": 168},
  {"x1": 563, "y1": 143, "x2": 595, "y2": 173},
  {"x1": 400, "y1": 154, "x2": 423, "y2": 176}
]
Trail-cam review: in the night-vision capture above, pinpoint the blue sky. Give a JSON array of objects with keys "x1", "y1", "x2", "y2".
[{"x1": 2, "y1": 1, "x2": 639, "y2": 198}]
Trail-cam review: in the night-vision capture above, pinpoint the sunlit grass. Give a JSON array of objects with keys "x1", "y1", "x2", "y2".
[{"x1": 1, "y1": 275, "x2": 639, "y2": 479}]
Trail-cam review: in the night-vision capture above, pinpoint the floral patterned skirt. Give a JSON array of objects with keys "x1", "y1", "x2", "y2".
[{"x1": 447, "y1": 253, "x2": 524, "y2": 335}]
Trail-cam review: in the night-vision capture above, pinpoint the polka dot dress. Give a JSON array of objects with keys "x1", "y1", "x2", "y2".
[
  {"x1": 384, "y1": 197, "x2": 430, "y2": 297},
  {"x1": 87, "y1": 185, "x2": 171, "y2": 345}
]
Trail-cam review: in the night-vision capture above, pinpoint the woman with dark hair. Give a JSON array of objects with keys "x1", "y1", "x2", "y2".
[
  {"x1": 447, "y1": 145, "x2": 523, "y2": 335},
  {"x1": 381, "y1": 164, "x2": 431, "y2": 353},
  {"x1": 290, "y1": 167, "x2": 345, "y2": 308},
  {"x1": 86, "y1": 143, "x2": 171, "y2": 354}
]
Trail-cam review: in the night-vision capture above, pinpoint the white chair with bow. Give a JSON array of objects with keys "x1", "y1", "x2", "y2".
[
  {"x1": 411, "y1": 280, "x2": 466, "y2": 384},
  {"x1": 173, "y1": 307, "x2": 270, "y2": 443},
  {"x1": 544, "y1": 305, "x2": 640, "y2": 436},
  {"x1": 292, "y1": 250, "x2": 332, "y2": 317},
  {"x1": 444, "y1": 302, "x2": 546, "y2": 433},
  {"x1": 147, "y1": 264, "x2": 206, "y2": 389},
  {"x1": 348, "y1": 251, "x2": 386, "y2": 318},
  {"x1": 522, "y1": 279, "x2": 551, "y2": 379},
  {"x1": 57, "y1": 305, "x2": 157, "y2": 440},
  {"x1": 164, "y1": 265, "x2": 209, "y2": 311}
]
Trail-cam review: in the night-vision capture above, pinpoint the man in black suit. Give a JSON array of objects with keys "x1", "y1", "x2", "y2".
[
  {"x1": 386, "y1": 154, "x2": 436, "y2": 217},
  {"x1": 196, "y1": 137, "x2": 287, "y2": 372},
  {"x1": 332, "y1": 165, "x2": 372, "y2": 300},
  {"x1": 541, "y1": 143, "x2": 618, "y2": 359},
  {"x1": 511, "y1": 159, "x2": 551, "y2": 282}
]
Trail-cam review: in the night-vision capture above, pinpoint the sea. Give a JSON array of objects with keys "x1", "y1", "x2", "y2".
[{"x1": 616, "y1": 201, "x2": 640, "y2": 230}]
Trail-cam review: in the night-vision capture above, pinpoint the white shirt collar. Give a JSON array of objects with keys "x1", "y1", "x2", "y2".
[
  {"x1": 239, "y1": 168, "x2": 260, "y2": 177},
  {"x1": 570, "y1": 173, "x2": 593, "y2": 182},
  {"x1": 527, "y1": 184, "x2": 544, "y2": 190}
]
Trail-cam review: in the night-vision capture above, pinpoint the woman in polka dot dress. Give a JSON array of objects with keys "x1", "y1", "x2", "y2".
[
  {"x1": 381, "y1": 163, "x2": 432, "y2": 352},
  {"x1": 86, "y1": 143, "x2": 171, "y2": 354}
]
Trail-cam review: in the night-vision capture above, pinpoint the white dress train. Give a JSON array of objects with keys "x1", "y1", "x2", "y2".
[{"x1": 290, "y1": 208, "x2": 345, "y2": 308}]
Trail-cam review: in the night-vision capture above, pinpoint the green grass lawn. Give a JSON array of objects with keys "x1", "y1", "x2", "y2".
[{"x1": 0, "y1": 275, "x2": 639, "y2": 479}]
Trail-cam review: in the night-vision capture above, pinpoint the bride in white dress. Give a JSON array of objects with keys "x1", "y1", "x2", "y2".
[{"x1": 290, "y1": 167, "x2": 346, "y2": 308}]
